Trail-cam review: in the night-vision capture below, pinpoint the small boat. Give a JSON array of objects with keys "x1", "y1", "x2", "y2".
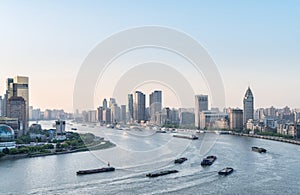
[
  {"x1": 76, "y1": 167, "x2": 115, "y2": 175},
  {"x1": 106, "y1": 124, "x2": 114, "y2": 128},
  {"x1": 252, "y1": 147, "x2": 267, "y2": 153},
  {"x1": 174, "y1": 157, "x2": 187, "y2": 164},
  {"x1": 71, "y1": 128, "x2": 77, "y2": 131},
  {"x1": 218, "y1": 167, "x2": 234, "y2": 176},
  {"x1": 146, "y1": 170, "x2": 178, "y2": 178},
  {"x1": 201, "y1": 156, "x2": 217, "y2": 166},
  {"x1": 173, "y1": 134, "x2": 198, "y2": 140}
]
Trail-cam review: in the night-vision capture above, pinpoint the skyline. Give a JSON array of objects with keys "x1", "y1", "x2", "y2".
[{"x1": 1, "y1": 1, "x2": 300, "y2": 111}]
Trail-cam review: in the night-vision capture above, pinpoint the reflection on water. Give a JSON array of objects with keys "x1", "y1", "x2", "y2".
[{"x1": 1, "y1": 122, "x2": 300, "y2": 194}]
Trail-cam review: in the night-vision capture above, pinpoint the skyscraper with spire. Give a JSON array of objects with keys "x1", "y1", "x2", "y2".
[
  {"x1": 243, "y1": 87, "x2": 254, "y2": 127},
  {"x1": 103, "y1": 98, "x2": 107, "y2": 109}
]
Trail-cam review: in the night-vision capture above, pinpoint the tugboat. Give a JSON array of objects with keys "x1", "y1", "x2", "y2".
[
  {"x1": 146, "y1": 170, "x2": 178, "y2": 178},
  {"x1": 76, "y1": 167, "x2": 115, "y2": 175},
  {"x1": 252, "y1": 146, "x2": 267, "y2": 153},
  {"x1": 174, "y1": 157, "x2": 187, "y2": 164},
  {"x1": 218, "y1": 167, "x2": 234, "y2": 176},
  {"x1": 201, "y1": 156, "x2": 217, "y2": 166}
]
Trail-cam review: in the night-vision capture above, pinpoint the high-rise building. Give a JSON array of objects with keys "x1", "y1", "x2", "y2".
[
  {"x1": 258, "y1": 108, "x2": 265, "y2": 121},
  {"x1": 265, "y1": 106, "x2": 276, "y2": 117},
  {"x1": 229, "y1": 108, "x2": 243, "y2": 130},
  {"x1": 6, "y1": 76, "x2": 29, "y2": 131},
  {"x1": 2, "y1": 79, "x2": 14, "y2": 117},
  {"x1": 29, "y1": 106, "x2": 33, "y2": 120},
  {"x1": 103, "y1": 98, "x2": 107, "y2": 109},
  {"x1": 31, "y1": 108, "x2": 41, "y2": 121},
  {"x1": 88, "y1": 110, "x2": 97, "y2": 123},
  {"x1": 164, "y1": 107, "x2": 171, "y2": 124},
  {"x1": 170, "y1": 108, "x2": 180, "y2": 125},
  {"x1": 194, "y1": 95, "x2": 208, "y2": 128},
  {"x1": 6, "y1": 78, "x2": 14, "y2": 99},
  {"x1": 109, "y1": 98, "x2": 116, "y2": 108},
  {"x1": 134, "y1": 91, "x2": 146, "y2": 122},
  {"x1": 145, "y1": 107, "x2": 150, "y2": 121},
  {"x1": 1, "y1": 94, "x2": 7, "y2": 117},
  {"x1": 111, "y1": 103, "x2": 120, "y2": 123},
  {"x1": 180, "y1": 112, "x2": 195, "y2": 126},
  {"x1": 243, "y1": 87, "x2": 254, "y2": 126},
  {"x1": 149, "y1": 90, "x2": 162, "y2": 122},
  {"x1": 44, "y1": 109, "x2": 52, "y2": 120},
  {"x1": 120, "y1": 105, "x2": 126, "y2": 123},
  {"x1": 127, "y1": 94, "x2": 134, "y2": 122},
  {"x1": 97, "y1": 106, "x2": 103, "y2": 123},
  {"x1": 103, "y1": 108, "x2": 111, "y2": 124},
  {"x1": 7, "y1": 96, "x2": 26, "y2": 136}
]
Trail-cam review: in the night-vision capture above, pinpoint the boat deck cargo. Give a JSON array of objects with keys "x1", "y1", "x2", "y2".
[
  {"x1": 146, "y1": 170, "x2": 178, "y2": 178},
  {"x1": 76, "y1": 167, "x2": 115, "y2": 175}
]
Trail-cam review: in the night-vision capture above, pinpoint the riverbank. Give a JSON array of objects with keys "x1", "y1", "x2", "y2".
[
  {"x1": 230, "y1": 132, "x2": 300, "y2": 145},
  {"x1": 0, "y1": 141, "x2": 115, "y2": 161}
]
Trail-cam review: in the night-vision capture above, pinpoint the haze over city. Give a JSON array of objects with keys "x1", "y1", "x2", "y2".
[{"x1": 1, "y1": 1, "x2": 300, "y2": 112}]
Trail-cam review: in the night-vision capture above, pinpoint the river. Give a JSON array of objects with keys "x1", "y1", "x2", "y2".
[{"x1": 0, "y1": 121, "x2": 299, "y2": 194}]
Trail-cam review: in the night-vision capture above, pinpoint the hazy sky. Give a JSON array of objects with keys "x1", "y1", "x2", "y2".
[{"x1": 1, "y1": 1, "x2": 300, "y2": 112}]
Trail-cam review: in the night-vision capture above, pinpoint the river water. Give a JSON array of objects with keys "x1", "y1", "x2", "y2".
[{"x1": 1, "y1": 121, "x2": 300, "y2": 194}]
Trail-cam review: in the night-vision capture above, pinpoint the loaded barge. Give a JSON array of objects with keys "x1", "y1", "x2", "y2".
[
  {"x1": 76, "y1": 167, "x2": 115, "y2": 175},
  {"x1": 146, "y1": 170, "x2": 178, "y2": 178},
  {"x1": 173, "y1": 134, "x2": 198, "y2": 140}
]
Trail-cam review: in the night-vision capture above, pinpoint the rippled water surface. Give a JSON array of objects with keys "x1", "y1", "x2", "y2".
[{"x1": 1, "y1": 122, "x2": 300, "y2": 194}]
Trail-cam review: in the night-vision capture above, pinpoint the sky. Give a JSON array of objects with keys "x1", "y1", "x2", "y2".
[{"x1": 0, "y1": 0, "x2": 300, "y2": 112}]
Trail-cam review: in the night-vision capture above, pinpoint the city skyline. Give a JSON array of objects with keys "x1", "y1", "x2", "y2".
[
  {"x1": 1, "y1": 1, "x2": 300, "y2": 111},
  {"x1": 2, "y1": 2, "x2": 300, "y2": 194}
]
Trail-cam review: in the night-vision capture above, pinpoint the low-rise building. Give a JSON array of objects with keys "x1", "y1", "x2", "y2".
[
  {"x1": 199, "y1": 111, "x2": 228, "y2": 130},
  {"x1": 229, "y1": 109, "x2": 243, "y2": 130}
]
